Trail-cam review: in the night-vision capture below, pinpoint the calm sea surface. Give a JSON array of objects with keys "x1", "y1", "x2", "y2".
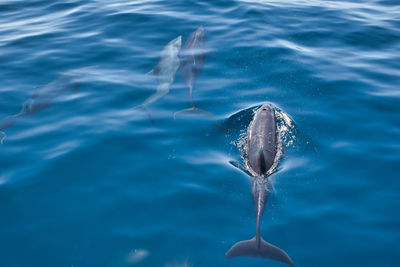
[{"x1": 1, "y1": 0, "x2": 399, "y2": 266}]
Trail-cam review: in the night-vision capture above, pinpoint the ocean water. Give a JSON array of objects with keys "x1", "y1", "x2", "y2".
[{"x1": 1, "y1": 0, "x2": 399, "y2": 266}]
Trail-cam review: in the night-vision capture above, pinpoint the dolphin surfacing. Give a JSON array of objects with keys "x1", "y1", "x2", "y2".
[{"x1": 226, "y1": 104, "x2": 294, "y2": 267}]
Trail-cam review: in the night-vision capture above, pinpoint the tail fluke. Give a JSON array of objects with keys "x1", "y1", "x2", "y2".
[
  {"x1": 226, "y1": 236, "x2": 294, "y2": 267},
  {"x1": 134, "y1": 105, "x2": 154, "y2": 125},
  {"x1": 173, "y1": 107, "x2": 228, "y2": 131}
]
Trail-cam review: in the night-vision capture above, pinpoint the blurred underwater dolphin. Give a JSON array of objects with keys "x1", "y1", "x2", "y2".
[
  {"x1": 0, "y1": 75, "x2": 78, "y2": 144},
  {"x1": 226, "y1": 104, "x2": 294, "y2": 267},
  {"x1": 174, "y1": 26, "x2": 224, "y2": 130},
  {"x1": 135, "y1": 35, "x2": 182, "y2": 124}
]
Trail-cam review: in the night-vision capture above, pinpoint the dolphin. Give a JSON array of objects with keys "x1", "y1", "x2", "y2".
[
  {"x1": 19, "y1": 75, "x2": 78, "y2": 117},
  {"x1": 226, "y1": 104, "x2": 294, "y2": 267},
  {"x1": 174, "y1": 26, "x2": 224, "y2": 129},
  {"x1": 136, "y1": 35, "x2": 182, "y2": 124},
  {"x1": 0, "y1": 75, "x2": 78, "y2": 144}
]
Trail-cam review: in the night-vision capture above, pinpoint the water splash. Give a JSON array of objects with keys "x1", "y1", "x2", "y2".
[
  {"x1": 230, "y1": 105, "x2": 297, "y2": 177},
  {"x1": 275, "y1": 107, "x2": 297, "y2": 149}
]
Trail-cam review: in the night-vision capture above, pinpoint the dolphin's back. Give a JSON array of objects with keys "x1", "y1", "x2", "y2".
[{"x1": 246, "y1": 104, "x2": 277, "y2": 177}]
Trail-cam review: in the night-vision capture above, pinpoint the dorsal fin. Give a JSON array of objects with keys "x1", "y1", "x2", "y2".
[{"x1": 259, "y1": 150, "x2": 267, "y2": 175}]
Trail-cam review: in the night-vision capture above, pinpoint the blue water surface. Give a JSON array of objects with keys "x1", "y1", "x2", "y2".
[{"x1": 1, "y1": 0, "x2": 399, "y2": 266}]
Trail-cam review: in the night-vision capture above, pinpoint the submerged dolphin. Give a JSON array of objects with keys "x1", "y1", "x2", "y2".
[
  {"x1": 174, "y1": 26, "x2": 224, "y2": 129},
  {"x1": 136, "y1": 35, "x2": 182, "y2": 124},
  {"x1": 0, "y1": 75, "x2": 78, "y2": 144},
  {"x1": 226, "y1": 104, "x2": 294, "y2": 267}
]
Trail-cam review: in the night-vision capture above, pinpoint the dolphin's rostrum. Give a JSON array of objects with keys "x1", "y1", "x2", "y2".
[
  {"x1": 136, "y1": 35, "x2": 182, "y2": 124},
  {"x1": 226, "y1": 103, "x2": 294, "y2": 267}
]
